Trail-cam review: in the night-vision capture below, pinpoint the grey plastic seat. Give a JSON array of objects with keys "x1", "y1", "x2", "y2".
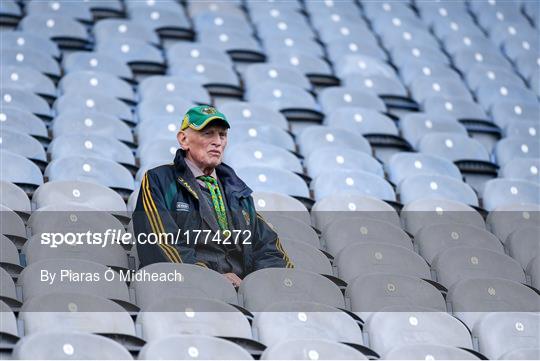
[
  {"x1": 244, "y1": 63, "x2": 311, "y2": 90},
  {"x1": 267, "y1": 49, "x2": 333, "y2": 77},
  {"x1": 0, "y1": 181, "x2": 31, "y2": 215},
  {"x1": 505, "y1": 121, "x2": 540, "y2": 141},
  {"x1": 48, "y1": 134, "x2": 135, "y2": 167},
  {"x1": 261, "y1": 338, "x2": 367, "y2": 360},
  {"x1": 515, "y1": 53, "x2": 539, "y2": 83},
  {"x1": 507, "y1": 226, "x2": 540, "y2": 270},
  {"x1": 326, "y1": 107, "x2": 398, "y2": 136},
  {"x1": 94, "y1": 19, "x2": 160, "y2": 45},
  {"x1": 401, "y1": 198, "x2": 485, "y2": 236},
  {"x1": 399, "y1": 174, "x2": 478, "y2": 206},
  {"x1": 63, "y1": 51, "x2": 133, "y2": 80},
  {"x1": 235, "y1": 166, "x2": 309, "y2": 199},
  {"x1": 326, "y1": 37, "x2": 387, "y2": 63},
  {"x1": 487, "y1": 203, "x2": 540, "y2": 242},
  {"x1": 238, "y1": 268, "x2": 345, "y2": 311},
  {"x1": 476, "y1": 83, "x2": 538, "y2": 111},
  {"x1": 227, "y1": 122, "x2": 294, "y2": 151},
  {"x1": 0, "y1": 234, "x2": 22, "y2": 274},
  {"x1": 316, "y1": 20, "x2": 372, "y2": 44},
  {"x1": 0, "y1": 150, "x2": 43, "y2": 189},
  {"x1": 20, "y1": 292, "x2": 136, "y2": 337},
  {"x1": 0, "y1": 65, "x2": 56, "y2": 98},
  {"x1": 324, "y1": 217, "x2": 412, "y2": 256},
  {"x1": 502, "y1": 158, "x2": 540, "y2": 183},
  {"x1": 0, "y1": 106, "x2": 48, "y2": 138},
  {"x1": 312, "y1": 169, "x2": 395, "y2": 202},
  {"x1": 54, "y1": 91, "x2": 133, "y2": 124},
  {"x1": 400, "y1": 113, "x2": 467, "y2": 148},
  {"x1": 136, "y1": 296, "x2": 251, "y2": 341},
  {"x1": 1, "y1": 48, "x2": 60, "y2": 78},
  {"x1": 264, "y1": 34, "x2": 325, "y2": 58},
  {"x1": 280, "y1": 239, "x2": 332, "y2": 275},
  {"x1": 343, "y1": 72, "x2": 408, "y2": 97},
  {"x1": 337, "y1": 243, "x2": 431, "y2": 283},
  {"x1": 474, "y1": 313, "x2": 540, "y2": 360},
  {"x1": 167, "y1": 42, "x2": 232, "y2": 66},
  {"x1": 334, "y1": 54, "x2": 396, "y2": 79},
  {"x1": 138, "y1": 76, "x2": 210, "y2": 104},
  {"x1": 416, "y1": 223, "x2": 504, "y2": 265},
  {"x1": 453, "y1": 47, "x2": 513, "y2": 75},
  {"x1": 225, "y1": 143, "x2": 302, "y2": 173},
  {"x1": 0, "y1": 204, "x2": 27, "y2": 248},
  {"x1": 52, "y1": 109, "x2": 133, "y2": 143},
  {"x1": 0, "y1": 266, "x2": 19, "y2": 307},
  {"x1": 12, "y1": 332, "x2": 133, "y2": 360},
  {"x1": 503, "y1": 35, "x2": 539, "y2": 64},
  {"x1": 256, "y1": 18, "x2": 314, "y2": 42},
  {"x1": 311, "y1": 194, "x2": 401, "y2": 232},
  {"x1": 262, "y1": 214, "x2": 319, "y2": 248},
  {"x1": 490, "y1": 21, "x2": 537, "y2": 47},
  {"x1": 32, "y1": 179, "x2": 127, "y2": 215},
  {"x1": 135, "y1": 116, "x2": 183, "y2": 148},
  {"x1": 59, "y1": 70, "x2": 135, "y2": 103},
  {"x1": 254, "y1": 301, "x2": 362, "y2": 347},
  {"x1": 45, "y1": 155, "x2": 135, "y2": 192},
  {"x1": 384, "y1": 344, "x2": 480, "y2": 360},
  {"x1": 443, "y1": 32, "x2": 496, "y2": 57},
  {"x1": 197, "y1": 29, "x2": 263, "y2": 55},
  {"x1": 169, "y1": 59, "x2": 240, "y2": 87},
  {"x1": 482, "y1": 179, "x2": 540, "y2": 211},
  {"x1": 132, "y1": 263, "x2": 238, "y2": 309},
  {"x1": 25, "y1": 0, "x2": 92, "y2": 23},
  {"x1": 400, "y1": 63, "x2": 461, "y2": 88},
  {"x1": 1, "y1": 31, "x2": 60, "y2": 58},
  {"x1": 139, "y1": 335, "x2": 253, "y2": 360},
  {"x1": 432, "y1": 15, "x2": 487, "y2": 41},
  {"x1": 347, "y1": 274, "x2": 446, "y2": 320},
  {"x1": 306, "y1": 147, "x2": 383, "y2": 179},
  {"x1": 528, "y1": 255, "x2": 540, "y2": 289},
  {"x1": 319, "y1": 87, "x2": 386, "y2": 113},
  {"x1": 491, "y1": 101, "x2": 540, "y2": 128},
  {"x1": 128, "y1": 6, "x2": 191, "y2": 37},
  {"x1": 252, "y1": 191, "x2": 310, "y2": 226},
  {"x1": 298, "y1": 126, "x2": 371, "y2": 156},
  {"x1": 247, "y1": 82, "x2": 319, "y2": 113},
  {"x1": 137, "y1": 96, "x2": 193, "y2": 123},
  {"x1": 96, "y1": 38, "x2": 164, "y2": 68},
  {"x1": 126, "y1": 0, "x2": 185, "y2": 12},
  {"x1": 391, "y1": 45, "x2": 450, "y2": 70},
  {"x1": 495, "y1": 137, "x2": 540, "y2": 167},
  {"x1": 0, "y1": 300, "x2": 18, "y2": 339},
  {"x1": 418, "y1": 133, "x2": 490, "y2": 162},
  {"x1": 380, "y1": 26, "x2": 440, "y2": 52},
  {"x1": 219, "y1": 102, "x2": 288, "y2": 129},
  {"x1": 19, "y1": 14, "x2": 89, "y2": 44},
  {"x1": 366, "y1": 308, "x2": 473, "y2": 356},
  {"x1": 409, "y1": 77, "x2": 473, "y2": 104},
  {"x1": 137, "y1": 139, "x2": 179, "y2": 168},
  {"x1": 17, "y1": 259, "x2": 131, "y2": 304},
  {"x1": 0, "y1": 128, "x2": 46, "y2": 163},
  {"x1": 423, "y1": 96, "x2": 488, "y2": 121},
  {"x1": 1, "y1": 87, "x2": 51, "y2": 118},
  {"x1": 434, "y1": 247, "x2": 526, "y2": 288},
  {"x1": 465, "y1": 64, "x2": 525, "y2": 92},
  {"x1": 387, "y1": 152, "x2": 462, "y2": 186}
]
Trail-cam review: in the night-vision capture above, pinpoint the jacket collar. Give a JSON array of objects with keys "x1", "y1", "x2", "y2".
[{"x1": 174, "y1": 149, "x2": 252, "y2": 198}]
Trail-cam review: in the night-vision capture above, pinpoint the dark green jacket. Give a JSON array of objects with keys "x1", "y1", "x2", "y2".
[{"x1": 133, "y1": 149, "x2": 293, "y2": 276}]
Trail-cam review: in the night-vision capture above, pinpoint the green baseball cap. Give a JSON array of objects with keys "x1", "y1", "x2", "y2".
[{"x1": 181, "y1": 105, "x2": 230, "y2": 131}]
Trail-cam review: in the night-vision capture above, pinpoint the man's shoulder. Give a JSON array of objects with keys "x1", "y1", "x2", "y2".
[{"x1": 145, "y1": 163, "x2": 176, "y2": 182}]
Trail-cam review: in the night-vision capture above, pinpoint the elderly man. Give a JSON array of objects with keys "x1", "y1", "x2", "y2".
[{"x1": 133, "y1": 105, "x2": 293, "y2": 286}]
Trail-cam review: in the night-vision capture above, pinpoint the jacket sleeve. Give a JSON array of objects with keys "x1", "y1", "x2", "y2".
[
  {"x1": 249, "y1": 200, "x2": 294, "y2": 271},
  {"x1": 133, "y1": 171, "x2": 208, "y2": 268}
]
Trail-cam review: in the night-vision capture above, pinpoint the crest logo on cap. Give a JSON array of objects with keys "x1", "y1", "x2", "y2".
[{"x1": 201, "y1": 106, "x2": 216, "y2": 115}]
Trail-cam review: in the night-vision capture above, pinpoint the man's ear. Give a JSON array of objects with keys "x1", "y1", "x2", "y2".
[{"x1": 177, "y1": 130, "x2": 188, "y2": 150}]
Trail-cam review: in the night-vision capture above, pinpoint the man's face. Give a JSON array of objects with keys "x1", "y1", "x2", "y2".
[{"x1": 178, "y1": 124, "x2": 228, "y2": 170}]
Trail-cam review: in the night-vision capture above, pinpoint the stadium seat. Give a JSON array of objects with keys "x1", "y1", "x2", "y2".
[
  {"x1": 347, "y1": 274, "x2": 446, "y2": 321},
  {"x1": 247, "y1": 82, "x2": 319, "y2": 115},
  {"x1": 94, "y1": 19, "x2": 160, "y2": 45},
  {"x1": 252, "y1": 191, "x2": 311, "y2": 226},
  {"x1": 244, "y1": 63, "x2": 311, "y2": 90},
  {"x1": 25, "y1": 0, "x2": 93, "y2": 23},
  {"x1": 400, "y1": 113, "x2": 467, "y2": 148},
  {"x1": 423, "y1": 96, "x2": 488, "y2": 121},
  {"x1": 1, "y1": 65, "x2": 56, "y2": 99},
  {"x1": 136, "y1": 296, "x2": 251, "y2": 341},
  {"x1": 235, "y1": 166, "x2": 310, "y2": 199},
  {"x1": 0, "y1": 181, "x2": 31, "y2": 216},
  {"x1": 19, "y1": 14, "x2": 90, "y2": 48},
  {"x1": 494, "y1": 137, "x2": 540, "y2": 167},
  {"x1": 279, "y1": 239, "x2": 332, "y2": 275},
  {"x1": 138, "y1": 335, "x2": 253, "y2": 360},
  {"x1": 63, "y1": 51, "x2": 133, "y2": 81},
  {"x1": 365, "y1": 307, "x2": 473, "y2": 356},
  {"x1": 253, "y1": 301, "x2": 363, "y2": 347},
  {"x1": 0, "y1": 106, "x2": 48, "y2": 139},
  {"x1": 238, "y1": 268, "x2": 345, "y2": 311},
  {"x1": 334, "y1": 54, "x2": 396, "y2": 80},
  {"x1": 416, "y1": 223, "x2": 504, "y2": 265},
  {"x1": 319, "y1": 87, "x2": 386, "y2": 114},
  {"x1": 0, "y1": 300, "x2": 18, "y2": 340},
  {"x1": 0, "y1": 234, "x2": 21, "y2": 274},
  {"x1": 482, "y1": 178, "x2": 540, "y2": 211},
  {"x1": 433, "y1": 247, "x2": 526, "y2": 288},
  {"x1": 527, "y1": 255, "x2": 540, "y2": 289},
  {"x1": 12, "y1": 332, "x2": 133, "y2": 360},
  {"x1": 502, "y1": 158, "x2": 540, "y2": 184},
  {"x1": 54, "y1": 91, "x2": 134, "y2": 124},
  {"x1": 488, "y1": 101, "x2": 539, "y2": 129},
  {"x1": 262, "y1": 214, "x2": 319, "y2": 248},
  {"x1": 401, "y1": 198, "x2": 485, "y2": 236},
  {"x1": 0, "y1": 150, "x2": 43, "y2": 190},
  {"x1": 167, "y1": 42, "x2": 232, "y2": 66},
  {"x1": 138, "y1": 76, "x2": 210, "y2": 104},
  {"x1": 0, "y1": 204, "x2": 27, "y2": 248},
  {"x1": 224, "y1": 142, "x2": 302, "y2": 173},
  {"x1": 95, "y1": 38, "x2": 165, "y2": 73},
  {"x1": 1, "y1": 87, "x2": 51, "y2": 119},
  {"x1": 398, "y1": 174, "x2": 478, "y2": 206},
  {"x1": 261, "y1": 338, "x2": 368, "y2": 360},
  {"x1": 326, "y1": 107, "x2": 399, "y2": 136},
  {"x1": 298, "y1": 126, "x2": 372, "y2": 156},
  {"x1": 418, "y1": 133, "x2": 491, "y2": 163},
  {"x1": 2, "y1": 48, "x2": 61, "y2": 79},
  {"x1": 506, "y1": 226, "x2": 540, "y2": 269},
  {"x1": 384, "y1": 344, "x2": 481, "y2": 360},
  {"x1": 226, "y1": 122, "x2": 295, "y2": 151},
  {"x1": 476, "y1": 83, "x2": 538, "y2": 111},
  {"x1": 1, "y1": 31, "x2": 60, "y2": 58},
  {"x1": 487, "y1": 203, "x2": 540, "y2": 242},
  {"x1": 132, "y1": 263, "x2": 238, "y2": 309},
  {"x1": 219, "y1": 102, "x2": 288, "y2": 129},
  {"x1": 59, "y1": 70, "x2": 135, "y2": 103},
  {"x1": 447, "y1": 276, "x2": 539, "y2": 330},
  {"x1": 474, "y1": 313, "x2": 540, "y2": 360},
  {"x1": 337, "y1": 243, "x2": 431, "y2": 283},
  {"x1": 312, "y1": 169, "x2": 395, "y2": 202},
  {"x1": 306, "y1": 147, "x2": 383, "y2": 179},
  {"x1": 387, "y1": 152, "x2": 462, "y2": 185},
  {"x1": 0, "y1": 128, "x2": 46, "y2": 164}
]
